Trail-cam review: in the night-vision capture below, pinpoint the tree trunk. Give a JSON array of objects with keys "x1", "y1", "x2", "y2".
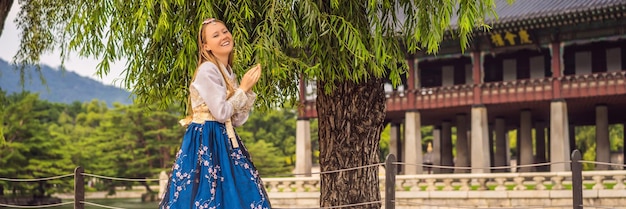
[
  {"x1": 158, "y1": 133, "x2": 171, "y2": 169},
  {"x1": 317, "y1": 78, "x2": 385, "y2": 209},
  {"x1": 161, "y1": 146, "x2": 170, "y2": 169},
  {"x1": 37, "y1": 181, "x2": 44, "y2": 198},
  {"x1": 0, "y1": 0, "x2": 13, "y2": 37},
  {"x1": 141, "y1": 181, "x2": 153, "y2": 193}
]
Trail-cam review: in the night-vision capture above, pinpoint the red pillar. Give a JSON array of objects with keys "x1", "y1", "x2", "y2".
[
  {"x1": 551, "y1": 42, "x2": 562, "y2": 98},
  {"x1": 407, "y1": 57, "x2": 416, "y2": 109},
  {"x1": 472, "y1": 51, "x2": 482, "y2": 104}
]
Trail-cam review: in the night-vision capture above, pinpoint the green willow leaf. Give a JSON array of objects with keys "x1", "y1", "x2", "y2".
[{"x1": 12, "y1": 0, "x2": 503, "y2": 114}]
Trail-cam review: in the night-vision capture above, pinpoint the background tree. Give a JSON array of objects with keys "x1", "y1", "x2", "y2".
[
  {"x1": 0, "y1": 89, "x2": 6, "y2": 149},
  {"x1": 237, "y1": 107, "x2": 298, "y2": 176},
  {"x1": 576, "y1": 125, "x2": 625, "y2": 170},
  {"x1": 10, "y1": 0, "x2": 504, "y2": 207},
  {"x1": 0, "y1": 90, "x2": 307, "y2": 197},
  {"x1": 244, "y1": 140, "x2": 293, "y2": 176},
  {"x1": 0, "y1": 92, "x2": 73, "y2": 197},
  {"x1": 141, "y1": 106, "x2": 185, "y2": 170},
  {"x1": 45, "y1": 99, "x2": 186, "y2": 195},
  {"x1": 116, "y1": 103, "x2": 183, "y2": 195}
]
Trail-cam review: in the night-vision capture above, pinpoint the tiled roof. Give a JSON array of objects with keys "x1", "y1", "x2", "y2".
[
  {"x1": 394, "y1": 0, "x2": 626, "y2": 33},
  {"x1": 480, "y1": 0, "x2": 626, "y2": 25}
]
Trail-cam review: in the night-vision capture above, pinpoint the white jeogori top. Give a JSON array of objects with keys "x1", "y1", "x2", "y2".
[{"x1": 189, "y1": 61, "x2": 256, "y2": 127}]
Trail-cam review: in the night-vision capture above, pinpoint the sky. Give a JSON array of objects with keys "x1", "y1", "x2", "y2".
[{"x1": 0, "y1": 2, "x2": 126, "y2": 87}]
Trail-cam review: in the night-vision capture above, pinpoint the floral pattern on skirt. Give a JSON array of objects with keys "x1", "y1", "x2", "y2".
[{"x1": 159, "y1": 121, "x2": 271, "y2": 209}]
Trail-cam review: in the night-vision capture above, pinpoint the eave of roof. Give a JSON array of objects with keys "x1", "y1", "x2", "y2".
[{"x1": 456, "y1": 0, "x2": 626, "y2": 34}]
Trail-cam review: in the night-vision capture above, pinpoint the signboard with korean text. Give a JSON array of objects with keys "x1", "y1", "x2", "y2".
[{"x1": 489, "y1": 29, "x2": 534, "y2": 47}]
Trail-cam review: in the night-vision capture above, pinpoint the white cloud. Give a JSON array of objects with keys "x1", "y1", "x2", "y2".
[{"x1": 0, "y1": 2, "x2": 126, "y2": 88}]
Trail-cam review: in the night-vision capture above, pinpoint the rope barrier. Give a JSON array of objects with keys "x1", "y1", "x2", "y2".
[
  {"x1": 0, "y1": 202, "x2": 74, "y2": 208},
  {"x1": 81, "y1": 201, "x2": 127, "y2": 209},
  {"x1": 320, "y1": 200, "x2": 383, "y2": 208},
  {"x1": 0, "y1": 174, "x2": 74, "y2": 182},
  {"x1": 392, "y1": 161, "x2": 570, "y2": 170},
  {"x1": 0, "y1": 158, "x2": 623, "y2": 209},
  {"x1": 316, "y1": 163, "x2": 385, "y2": 175},
  {"x1": 579, "y1": 160, "x2": 626, "y2": 167},
  {"x1": 264, "y1": 162, "x2": 386, "y2": 177},
  {"x1": 81, "y1": 173, "x2": 160, "y2": 182},
  {"x1": 0, "y1": 159, "x2": 608, "y2": 182},
  {"x1": 270, "y1": 162, "x2": 386, "y2": 177}
]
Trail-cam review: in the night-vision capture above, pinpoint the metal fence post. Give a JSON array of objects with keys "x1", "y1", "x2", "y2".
[
  {"x1": 74, "y1": 167, "x2": 85, "y2": 209},
  {"x1": 385, "y1": 154, "x2": 396, "y2": 209},
  {"x1": 571, "y1": 150, "x2": 582, "y2": 209}
]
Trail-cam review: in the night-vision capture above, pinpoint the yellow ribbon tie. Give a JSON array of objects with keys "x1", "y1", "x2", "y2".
[{"x1": 225, "y1": 119, "x2": 239, "y2": 148}]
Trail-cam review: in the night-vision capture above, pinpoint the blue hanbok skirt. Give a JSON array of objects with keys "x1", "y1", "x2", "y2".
[{"x1": 159, "y1": 121, "x2": 271, "y2": 209}]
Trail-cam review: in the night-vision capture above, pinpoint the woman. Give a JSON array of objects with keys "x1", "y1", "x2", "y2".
[{"x1": 159, "y1": 18, "x2": 271, "y2": 209}]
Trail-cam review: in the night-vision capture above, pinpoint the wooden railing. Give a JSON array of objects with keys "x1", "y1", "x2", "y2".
[
  {"x1": 560, "y1": 71, "x2": 626, "y2": 98},
  {"x1": 300, "y1": 71, "x2": 626, "y2": 118},
  {"x1": 360, "y1": 84, "x2": 477, "y2": 111},
  {"x1": 480, "y1": 77, "x2": 553, "y2": 104}
]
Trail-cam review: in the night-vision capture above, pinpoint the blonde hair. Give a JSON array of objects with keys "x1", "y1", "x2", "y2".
[{"x1": 184, "y1": 18, "x2": 236, "y2": 121}]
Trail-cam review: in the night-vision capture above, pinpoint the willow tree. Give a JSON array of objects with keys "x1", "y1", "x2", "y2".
[{"x1": 12, "y1": 0, "x2": 504, "y2": 207}]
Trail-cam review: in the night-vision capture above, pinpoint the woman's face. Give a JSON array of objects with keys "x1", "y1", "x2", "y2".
[{"x1": 202, "y1": 22, "x2": 234, "y2": 57}]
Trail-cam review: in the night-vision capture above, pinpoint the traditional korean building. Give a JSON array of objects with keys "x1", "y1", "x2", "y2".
[{"x1": 295, "y1": 0, "x2": 626, "y2": 175}]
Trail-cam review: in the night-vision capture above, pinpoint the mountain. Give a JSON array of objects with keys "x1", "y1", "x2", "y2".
[{"x1": 0, "y1": 58, "x2": 132, "y2": 106}]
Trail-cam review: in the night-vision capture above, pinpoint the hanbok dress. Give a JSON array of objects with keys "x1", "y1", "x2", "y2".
[{"x1": 159, "y1": 61, "x2": 271, "y2": 209}]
